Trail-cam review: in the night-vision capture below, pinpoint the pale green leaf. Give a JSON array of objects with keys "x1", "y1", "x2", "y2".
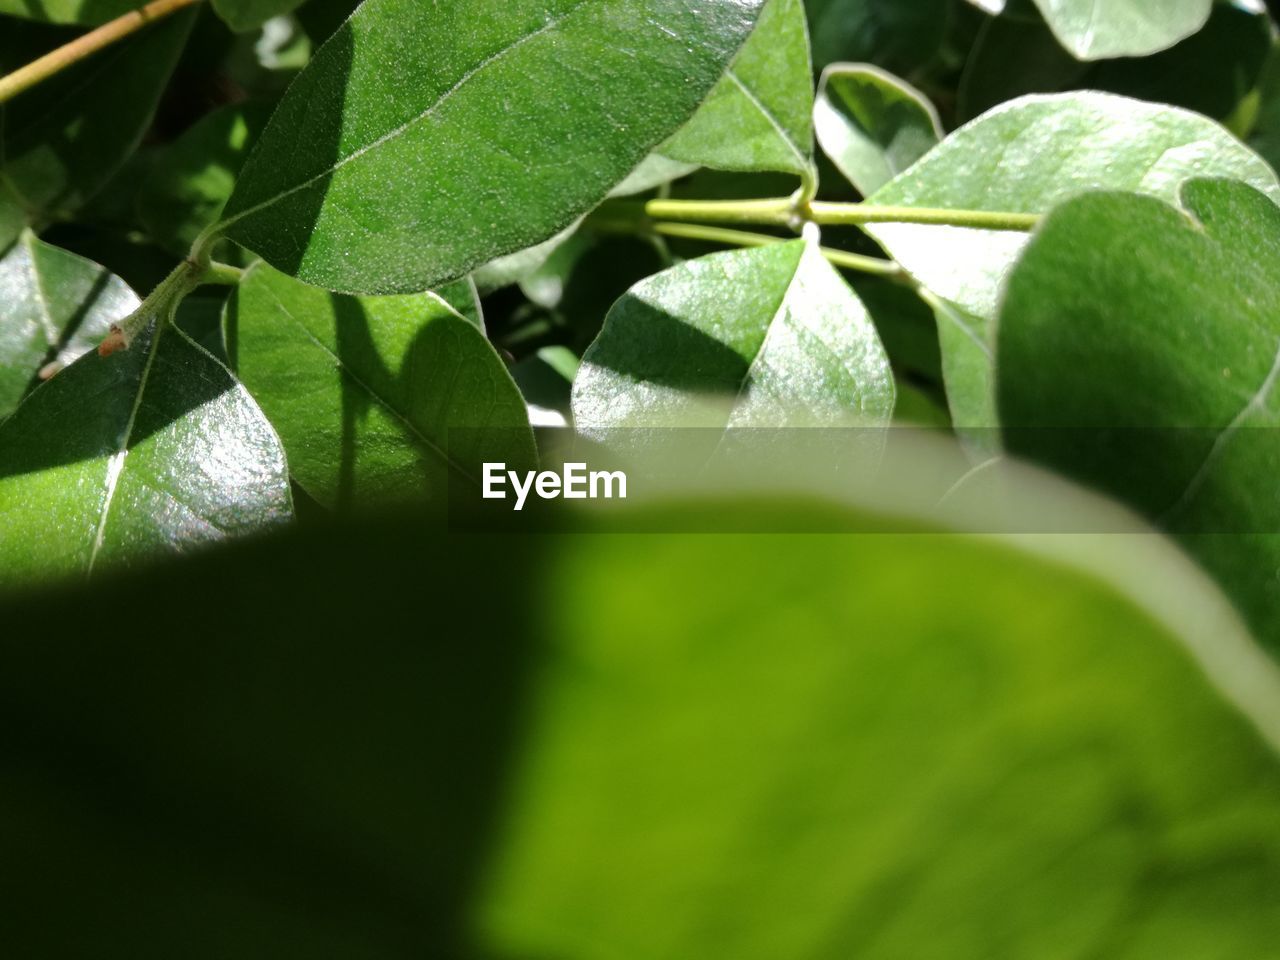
[
  {"x1": 866, "y1": 92, "x2": 1279, "y2": 428},
  {"x1": 815, "y1": 63, "x2": 942, "y2": 197},
  {"x1": 964, "y1": 0, "x2": 1213, "y2": 60},
  {"x1": 572, "y1": 240, "x2": 895, "y2": 436}
]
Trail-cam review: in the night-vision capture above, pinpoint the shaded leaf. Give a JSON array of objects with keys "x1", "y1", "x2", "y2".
[
  {"x1": 805, "y1": 0, "x2": 948, "y2": 73},
  {"x1": 0, "y1": 10, "x2": 195, "y2": 249},
  {"x1": 211, "y1": 0, "x2": 305, "y2": 32},
  {"x1": 0, "y1": 0, "x2": 138, "y2": 25},
  {"x1": 226, "y1": 263, "x2": 534, "y2": 510},
  {"x1": 816, "y1": 63, "x2": 942, "y2": 197},
  {"x1": 959, "y1": 0, "x2": 1272, "y2": 122},
  {"x1": 137, "y1": 101, "x2": 273, "y2": 256},
  {"x1": 219, "y1": 0, "x2": 768, "y2": 295}
]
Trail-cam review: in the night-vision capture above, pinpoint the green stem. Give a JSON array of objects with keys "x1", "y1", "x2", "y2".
[
  {"x1": 600, "y1": 197, "x2": 1042, "y2": 233},
  {"x1": 637, "y1": 221, "x2": 903, "y2": 278},
  {"x1": 0, "y1": 0, "x2": 201, "y2": 106},
  {"x1": 806, "y1": 200, "x2": 1041, "y2": 232},
  {"x1": 98, "y1": 256, "x2": 226, "y2": 356},
  {"x1": 203, "y1": 261, "x2": 245, "y2": 285}
]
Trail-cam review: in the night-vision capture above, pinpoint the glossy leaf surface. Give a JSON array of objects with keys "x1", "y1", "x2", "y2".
[
  {"x1": 573, "y1": 241, "x2": 895, "y2": 435},
  {"x1": 0, "y1": 232, "x2": 137, "y2": 419},
  {"x1": 226, "y1": 263, "x2": 534, "y2": 510},
  {"x1": 0, "y1": 321, "x2": 292, "y2": 585},
  {"x1": 998, "y1": 178, "x2": 1280, "y2": 647},
  {"x1": 220, "y1": 0, "x2": 768, "y2": 294}
]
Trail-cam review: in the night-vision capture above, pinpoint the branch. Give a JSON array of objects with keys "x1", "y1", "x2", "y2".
[{"x1": 0, "y1": 0, "x2": 201, "y2": 107}]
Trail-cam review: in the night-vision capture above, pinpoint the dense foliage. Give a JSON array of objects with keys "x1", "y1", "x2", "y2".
[{"x1": 2, "y1": 0, "x2": 1280, "y2": 954}]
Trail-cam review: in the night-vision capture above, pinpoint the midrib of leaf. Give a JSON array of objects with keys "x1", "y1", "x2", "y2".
[
  {"x1": 87, "y1": 323, "x2": 166, "y2": 574},
  {"x1": 931, "y1": 295, "x2": 991, "y2": 358},
  {"x1": 1162, "y1": 337, "x2": 1280, "y2": 521},
  {"x1": 216, "y1": 2, "x2": 592, "y2": 238},
  {"x1": 724, "y1": 66, "x2": 811, "y2": 174},
  {"x1": 723, "y1": 248, "x2": 807, "y2": 417},
  {"x1": 21, "y1": 232, "x2": 58, "y2": 346},
  {"x1": 256, "y1": 281, "x2": 479, "y2": 485}
]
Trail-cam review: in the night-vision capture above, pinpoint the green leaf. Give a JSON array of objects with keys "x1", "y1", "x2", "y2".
[
  {"x1": 218, "y1": 0, "x2": 768, "y2": 295},
  {"x1": 964, "y1": 0, "x2": 1213, "y2": 60},
  {"x1": 211, "y1": 0, "x2": 306, "y2": 32},
  {"x1": 479, "y1": 501, "x2": 1280, "y2": 958},
  {"x1": 136, "y1": 101, "x2": 273, "y2": 257},
  {"x1": 815, "y1": 64, "x2": 942, "y2": 197},
  {"x1": 225, "y1": 262, "x2": 535, "y2": 510},
  {"x1": 0, "y1": 10, "x2": 196, "y2": 249},
  {"x1": 572, "y1": 240, "x2": 895, "y2": 436},
  {"x1": 0, "y1": 0, "x2": 139, "y2": 25},
  {"x1": 998, "y1": 178, "x2": 1280, "y2": 648},
  {"x1": 866, "y1": 92, "x2": 1279, "y2": 429},
  {"x1": 659, "y1": 0, "x2": 816, "y2": 184},
  {"x1": 0, "y1": 320, "x2": 292, "y2": 586},
  {"x1": 0, "y1": 231, "x2": 137, "y2": 420},
  {"x1": 805, "y1": 0, "x2": 948, "y2": 73},
  {"x1": 959, "y1": 0, "x2": 1272, "y2": 122}
]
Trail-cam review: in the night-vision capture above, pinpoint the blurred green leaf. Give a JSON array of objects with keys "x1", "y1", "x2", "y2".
[
  {"x1": 573, "y1": 240, "x2": 894, "y2": 435},
  {"x1": 0, "y1": 319, "x2": 292, "y2": 586},
  {"x1": 816, "y1": 63, "x2": 942, "y2": 197},
  {"x1": 805, "y1": 0, "x2": 948, "y2": 73},
  {"x1": 0, "y1": 231, "x2": 137, "y2": 419},
  {"x1": 0, "y1": 10, "x2": 195, "y2": 249},
  {"x1": 219, "y1": 0, "x2": 769, "y2": 295},
  {"x1": 964, "y1": 0, "x2": 1213, "y2": 60},
  {"x1": 5, "y1": 442, "x2": 1280, "y2": 955},
  {"x1": 866, "y1": 92, "x2": 1279, "y2": 430},
  {"x1": 226, "y1": 262, "x2": 534, "y2": 510},
  {"x1": 0, "y1": 0, "x2": 138, "y2": 25},
  {"x1": 137, "y1": 101, "x2": 272, "y2": 256},
  {"x1": 660, "y1": 0, "x2": 816, "y2": 184},
  {"x1": 481, "y1": 508, "x2": 1280, "y2": 958},
  {"x1": 210, "y1": 0, "x2": 305, "y2": 32},
  {"x1": 999, "y1": 177, "x2": 1280, "y2": 648}
]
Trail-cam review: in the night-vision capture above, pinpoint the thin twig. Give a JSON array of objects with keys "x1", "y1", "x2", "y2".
[{"x1": 0, "y1": 0, "x2": 201, "y2": 107}]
